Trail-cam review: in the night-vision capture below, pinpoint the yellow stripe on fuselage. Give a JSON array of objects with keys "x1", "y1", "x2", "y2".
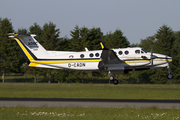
[
  {"x1": 29, "y1": 59, "x2": 101, "y2": 67},
  {"x1": 154, "y1": 58, "x2": 172, "y2": 62},
  {"x1": 125, "y1": 60, "x2": 150, "y2": 63},
  {"x1": 125, "y1": 58, "x2": 172, "y2": 63}
]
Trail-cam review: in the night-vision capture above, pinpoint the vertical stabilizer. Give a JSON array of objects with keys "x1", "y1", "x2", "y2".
[
  {"x1": 9, "y1": 34, "x2": 49, "y2": 58},
  {"x1": 16, "y1": 34, "x2": 48, "y2": 58},
  {"x1": 8, "y1": 33, "x2": 49, "y2": 65}
]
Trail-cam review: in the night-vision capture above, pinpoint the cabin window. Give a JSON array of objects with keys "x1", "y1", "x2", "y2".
[
  {"x1": 95, "y1": 53, "x2": 99, "y2": 57},
  {"x1": 80, "y1": 54, "x2": 84, "y2": 58},
  {"x1": 119, "y1": 51, "x2": 123, "y2": 55},
  {"x1": 89, "y1": 53, "x2": 94, "y2": 57},
  {"x1": 125, "y1": 50, "x2": 129, "y2": 55},
  {"x1": 135, "y1": 50, "x2": 140, "y2": 54}
]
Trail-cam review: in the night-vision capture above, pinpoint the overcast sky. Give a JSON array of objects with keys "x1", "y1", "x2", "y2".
[{"x1": 1, "y1": 0, "x2": 180, "y2": 44}]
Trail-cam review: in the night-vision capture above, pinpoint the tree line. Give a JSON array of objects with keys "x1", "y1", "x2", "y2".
[{"x1": 0, "y1": 17, "x2": 180, "y2": 84}]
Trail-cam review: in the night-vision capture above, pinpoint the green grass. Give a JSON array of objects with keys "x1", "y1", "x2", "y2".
[
  {"x1": 0, "y1": 83, "x2": 180, "y2": 99},
  {"x1": 1, "y1": 84, "x2": 180, "y2": 119},
  {"x1": 0, "y1": 106, "x2": 180, "y2": 120}
]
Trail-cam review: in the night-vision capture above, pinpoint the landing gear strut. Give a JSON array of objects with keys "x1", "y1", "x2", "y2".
[
  {"x1": 167, "y1": 63, "x2": 172, "y2": 79},
  {"x1": 109, "y1": 71, "x2": 119, "y2": 85}
]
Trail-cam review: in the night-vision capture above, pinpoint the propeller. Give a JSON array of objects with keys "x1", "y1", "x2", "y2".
[
  {"x1": 150, "y1": 47, "x2": 153, "y2": 67},
  {"x1": 150, "y1": 47, "x2": 156, "y2": 68}
]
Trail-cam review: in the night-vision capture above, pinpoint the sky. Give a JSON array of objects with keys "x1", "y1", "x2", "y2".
[{"x1": 1, "y1": 0, "x2": 180, "y2": 44}]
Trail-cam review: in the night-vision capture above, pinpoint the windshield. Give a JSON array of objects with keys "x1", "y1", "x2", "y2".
[{"x1": 141, "y1": 48, "x2": 147, "y2": 53}]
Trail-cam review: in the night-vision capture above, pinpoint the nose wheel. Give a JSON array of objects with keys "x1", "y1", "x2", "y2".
[{"x1": 167, "y1": 74, "x2": 172, "y2": 79}]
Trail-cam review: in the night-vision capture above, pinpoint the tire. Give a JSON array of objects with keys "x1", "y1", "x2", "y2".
[
  {"x1": 167, "y1": 74, "x2": 172, "y2": 79},
  {"x1": 113, "y1": 79, "x2": 119, "y2": 85}
]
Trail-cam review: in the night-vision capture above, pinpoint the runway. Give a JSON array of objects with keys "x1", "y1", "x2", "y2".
[{"x1": 0, "y1": 98, "x2": 180, "y2": 109}]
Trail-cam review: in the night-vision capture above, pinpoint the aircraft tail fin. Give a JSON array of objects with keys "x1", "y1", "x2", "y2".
[{"x1": 8, "y1": 33, "x2": 48, "y2": 65}]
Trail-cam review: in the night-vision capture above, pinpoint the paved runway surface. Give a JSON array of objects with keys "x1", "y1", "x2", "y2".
[{"x1": 0, "y1": 98, "x2": 180, "y2": 109}]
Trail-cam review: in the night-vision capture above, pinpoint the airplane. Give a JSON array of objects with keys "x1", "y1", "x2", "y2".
[{"x1": 8, "y1": 33, "x2": 173, "y2": 85}]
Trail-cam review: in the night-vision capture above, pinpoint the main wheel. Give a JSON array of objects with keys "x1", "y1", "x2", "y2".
[
  {"x1": 113, "y1": 79, "x2": 119, "y2": 85},
  {"x1": 167, "y1": 74, "x2": 172, "y2": 79}
]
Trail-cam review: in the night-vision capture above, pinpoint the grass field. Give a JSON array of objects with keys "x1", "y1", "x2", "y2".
[
  {"x1": 1, "y1": 83, "x2": 180, "y2": 119},
  {"x1": 0, "y1": 107, "x2": 180, "y2": 120},
  {"x1": 0, "y1": 83, "x2": 180, "y2": 99}
]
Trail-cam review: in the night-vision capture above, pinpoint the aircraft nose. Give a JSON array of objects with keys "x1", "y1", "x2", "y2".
[
  {"x1": 153, "y1": 53, "x2": 172, "y2": 62},
  {"x1": 166, "y1": 56, "x2": 172, "y2": 62}
]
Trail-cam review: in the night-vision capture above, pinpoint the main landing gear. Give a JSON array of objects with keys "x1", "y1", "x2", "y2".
[{"x1": 109, "y1": 71, "x2": 119, "y2": 85}]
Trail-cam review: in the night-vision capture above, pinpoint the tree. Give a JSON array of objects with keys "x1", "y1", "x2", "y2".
[
  {"x1": 41, "y1": 22, "x2": 60, "y2": 50},
  {"x1": 154, "y1": 25, "x2": 175, "y2": 56},
  {"x1": 29, "y1": 23, "x2": 42, "y2": 40},
  {"x1": 69, "y1": 26, "x2": 103, "y2": 51},
  {"x1": 169, "y1": 31, "x2": 180, "y2": 81},
  {"x1": 38, "y1": 22, "x2": 60, "y2": 83},
  {"x1": 105, "y1": 29, "x2": 130, "y2": 49},
  {"x1": 17, "y1": 28, "x2": 28, "y2": 34},
  {"x1": 139, "y1": 36, "x2": 155, "y2": 52},
  {"x1": 130, "y1": 43, "x2": 139, "y2": 47},
  {"x1": 69, "y1": 26, "x2": 89, "y2": 51},
  {"x1": 151, "y1": 25, "x2": 176, "y2": 83},
  {"x1": 130, "y1": 70, "x2": 155, "y2": 83},
  {"x1": 88, "y1": 27, "x2": 103, "y2": 50},
  {"x1": 0, "y1": 18, "x2": 20, "y2": 83},
  {"x1": 54, "y1": 70, "x2": 69, "y2": 83},
  {"x1": 57, "y1": 37, "x2": 70, "y2": 51}
]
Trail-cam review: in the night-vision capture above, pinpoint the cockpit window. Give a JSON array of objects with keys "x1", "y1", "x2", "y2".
[
  {"x1": 141, "y1": 48, "x2": 147, "y2": 53},
  {"x1": 135, "y1": 50, "x2": 140, "y2": 54}
]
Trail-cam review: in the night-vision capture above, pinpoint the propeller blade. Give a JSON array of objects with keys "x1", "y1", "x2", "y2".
[
  {"x1": 151, "y1": 47, "x2": 153, "y2": 57},
  {"x1": 150, "y1": 47, "x2": 153, "y2": 67},
  {"x1": 151, "y1": 59, "x2": 153, "y2": 67}
]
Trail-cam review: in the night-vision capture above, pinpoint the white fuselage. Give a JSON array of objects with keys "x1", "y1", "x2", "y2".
[
  {"x1": 33, "y1": 47, "x2": 172, "y2": 71},
  {"x1": 9, "y1": 34, "x2": 172, "y2": 73}
]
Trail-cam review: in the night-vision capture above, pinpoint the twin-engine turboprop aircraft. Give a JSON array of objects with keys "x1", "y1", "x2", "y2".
[{"x1": 8, "y1": 33, "x2": 173, "y2": 85}]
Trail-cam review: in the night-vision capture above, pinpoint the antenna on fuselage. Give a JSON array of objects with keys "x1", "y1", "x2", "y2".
[{"x1": 85, "y1": 47, "x2": 89, "y2": 51}]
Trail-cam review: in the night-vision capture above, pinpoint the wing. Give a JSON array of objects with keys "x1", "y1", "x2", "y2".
[{"x1": 98, "y1": 43, "x2": 124, "y2": 71}]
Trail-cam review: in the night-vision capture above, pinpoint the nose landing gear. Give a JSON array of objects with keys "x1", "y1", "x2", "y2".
[{"x1": 167, "y1": 63, "x2": 172, "y2": 79}]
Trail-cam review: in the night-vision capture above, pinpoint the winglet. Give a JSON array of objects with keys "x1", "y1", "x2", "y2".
[
  {"x1": 100, "y1": 42, "x2": 109, "y2": 50},
  {"x1": 100, "y1": 42, "x2": 104, "y2": 49}
]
